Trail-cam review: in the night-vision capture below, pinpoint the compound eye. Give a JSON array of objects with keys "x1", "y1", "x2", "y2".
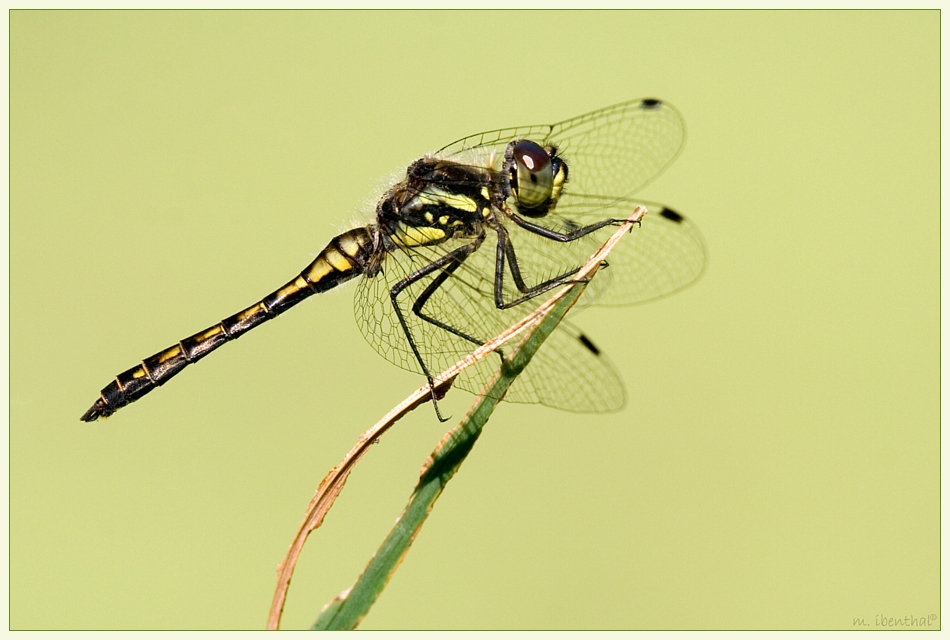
[{"x1": 511, "y1": 140, "x2": 553, "y2": 208}]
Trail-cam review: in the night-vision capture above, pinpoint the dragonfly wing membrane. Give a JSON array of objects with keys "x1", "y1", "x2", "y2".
[
  {"x1": 546, "y1": 98, "x2": 685, "y2": 200},
  {"x1": 354, "y1": 233, "x2": 628, "y2": 412}
]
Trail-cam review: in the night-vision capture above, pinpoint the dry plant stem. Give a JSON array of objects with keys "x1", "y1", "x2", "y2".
[
  {"x1": 265, "y1": 282, "x2": 580, "y2": 629},
  {"x1": 266, "y1": 206, "x2": 647, "y2": 630}
]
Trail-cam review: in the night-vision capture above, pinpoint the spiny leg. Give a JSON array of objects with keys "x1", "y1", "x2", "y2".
[
  {"x1": 407, "y1": 239, "x2": 512, "y2": 369},
  {"x1": 404, "y1": 226, "x2": 589, "y2": 388},
  {"x1": 410, "y1": 252, "x2": 491, "y2": 349},
  {"x1": 389, "y1": 238, "x2": 484, "y2": 421},
  {"x1": 489, "y1": 212, "x2": 645, "y2": 309},
  {"x1": 492, "y1": 225, "x2": 584, "y2": 310},
  {"x1": 508, "y1": 212, "x2": 639, "y2": 243}
]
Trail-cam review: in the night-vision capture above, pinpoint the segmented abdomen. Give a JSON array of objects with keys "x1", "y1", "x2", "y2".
[{"x1": 80, "y1": 227, "x2": 375, "y2": 421}]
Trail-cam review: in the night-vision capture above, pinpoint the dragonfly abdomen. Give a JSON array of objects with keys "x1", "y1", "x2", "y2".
[{"x1": 80, "y1": 227, "x2": 375, "y2": 421}]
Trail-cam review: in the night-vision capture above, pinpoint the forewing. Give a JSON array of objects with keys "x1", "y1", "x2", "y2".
[
  {"x1": 437, "y1": 98, "x2": 684, "y2": 201},
  {"x1": 545, "y1": 98, "x2": 684, "y2": 199},
  {"x1": 438, "y1": 123, "x2": 553, "y2": 161}
]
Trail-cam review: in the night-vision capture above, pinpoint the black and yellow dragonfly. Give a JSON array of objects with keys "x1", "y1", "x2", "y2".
[{"x1": 81, "y1": 98, "x2": 705, "y2": 423}]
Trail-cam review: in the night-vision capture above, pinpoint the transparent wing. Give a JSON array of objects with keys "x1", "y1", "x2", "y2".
[
  {"x1": 436, "y1": 197, "x2": 704, "y2": 315},
  {"x1": 438, "y1": 123, "x2": 553, "y2": 161},
  {"x1": 352, "y1": 199, "x2": 703, "y2": 412},
  {"x1": 437, "y1": 98, "x2": 684, "y2": 199},
  {"x1": 354, "y1": 236, "x2": 626, "y2": 413},
  {"x1": 513, "y1": 319, "x2": 626, "y2": 413},
  {"x1": 545, "y1": 98, "x2": 684, "y2": 199},
  {"x1": 505, "y1": 196, "x2": 706, "y2": 308}
]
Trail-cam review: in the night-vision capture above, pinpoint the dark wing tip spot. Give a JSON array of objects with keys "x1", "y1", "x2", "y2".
[
  {"x1": 660, "y1": 207, "x2": 684, "y2": 223},
  {"x1": 578, "y1": 333, "x2": 601, "y2": 356},
  {"x1": 640, "y1": 98, "x2": 663, "y2": 109}
]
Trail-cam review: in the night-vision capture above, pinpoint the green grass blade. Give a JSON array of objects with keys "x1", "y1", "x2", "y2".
[{"x1": 312, "y1": 282, "x2": 588, "y2": 631}]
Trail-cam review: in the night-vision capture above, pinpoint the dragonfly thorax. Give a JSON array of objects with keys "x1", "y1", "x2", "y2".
[
  {"x1": 375, "y1": 139, "x2": 570, "y2": 251},
  {"x1": 376, "y1": 157, "x2": 496, "y2": 248}
]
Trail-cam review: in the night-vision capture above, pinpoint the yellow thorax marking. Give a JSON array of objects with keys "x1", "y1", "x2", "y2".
[
  {"x1": 415, "y1": 187, "x2": 478, "y2": 213},
  {"x1": 394, "y1": 224, "x2": 446, "y2": 247}
]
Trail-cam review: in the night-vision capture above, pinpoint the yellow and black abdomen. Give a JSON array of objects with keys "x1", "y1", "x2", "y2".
[{"x1": 80, "y1": 227, "x2": 375, "y2": 421}]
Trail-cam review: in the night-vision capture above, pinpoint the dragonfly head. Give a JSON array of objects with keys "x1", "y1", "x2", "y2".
[{"x1": 503, "y1": 140, "x2": 567, "y2": 216}]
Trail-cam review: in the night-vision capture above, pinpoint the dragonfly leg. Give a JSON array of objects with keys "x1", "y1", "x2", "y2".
[
  {"x1": 492, "y1": 225, "x2": 584, "y2": 310},
  {"x1": 508, "y1": 212, "x2": 639, "y2": 242},
  {"x1": 409, "y1": 240, "x2": 510, "y2": 368},
  {"x1": 390, "y1": 237, "x2": 485, "y2": 421}
]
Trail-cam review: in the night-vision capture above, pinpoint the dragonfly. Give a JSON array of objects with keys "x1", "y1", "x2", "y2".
[{"x1": 80, "y1": 97, "x2": 705, "y2": 423}]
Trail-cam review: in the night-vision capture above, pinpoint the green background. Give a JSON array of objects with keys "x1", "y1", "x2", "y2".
[{"x1": 11, "y1": 10, "x2": 938, "y2": 630}]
